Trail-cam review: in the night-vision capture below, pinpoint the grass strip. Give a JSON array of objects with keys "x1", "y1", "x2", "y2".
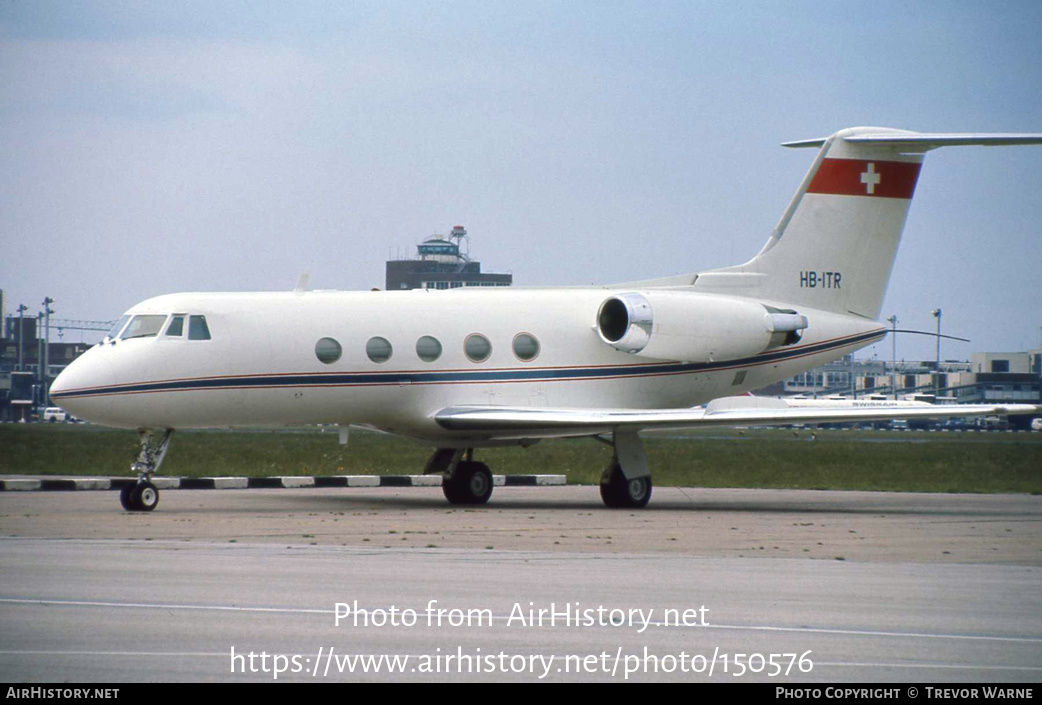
[{"x1": 2, "y1": 424, "x2": 1039, "y2": 494}]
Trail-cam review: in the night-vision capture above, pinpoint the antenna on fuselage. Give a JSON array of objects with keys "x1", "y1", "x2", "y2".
[{"x1": 294, "y1": 272, "x2": 311, "y2": 293}]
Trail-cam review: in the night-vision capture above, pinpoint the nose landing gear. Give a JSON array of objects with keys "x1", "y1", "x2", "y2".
[
  {"x1": 120, "y1": 480, "x2": 160, "y2": 511},
  {"x1": 121, "y1": 428, "x2": 173, "y2": 512}
]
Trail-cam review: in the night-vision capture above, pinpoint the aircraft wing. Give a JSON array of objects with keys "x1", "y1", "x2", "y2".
[{"x1": 433, "y1": 400, "x2": 1041, "y2": 440}]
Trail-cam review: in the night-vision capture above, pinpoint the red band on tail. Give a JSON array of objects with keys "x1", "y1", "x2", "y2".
[{"x1": 807, "y1": 159, "x2": 922, "y2": 199}]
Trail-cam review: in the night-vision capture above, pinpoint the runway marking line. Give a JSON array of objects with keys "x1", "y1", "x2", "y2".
[{"x1": 2, "y1": 597, "x2": 1039, "y2": 645}]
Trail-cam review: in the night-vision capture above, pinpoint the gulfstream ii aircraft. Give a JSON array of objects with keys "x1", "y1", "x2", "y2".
[{"x1": 50, "y1": 127, "x2": 1042, "y2": 512}]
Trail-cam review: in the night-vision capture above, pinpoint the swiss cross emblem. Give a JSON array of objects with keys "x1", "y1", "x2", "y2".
[
  {"x1": 807, "y1": 158, "x2": 921, "y2": 199},
  {"x1": 860, "y1": 163, "x2": 882, "y2": 195}
]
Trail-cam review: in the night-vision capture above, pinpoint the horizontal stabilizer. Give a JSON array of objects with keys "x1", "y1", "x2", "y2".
[{"x1": 784, "y1": 130, "x2": 1042, "y2": 151}]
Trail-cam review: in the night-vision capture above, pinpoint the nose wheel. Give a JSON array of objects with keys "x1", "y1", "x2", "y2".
[
  {"x1": 121, "y1": 428, "x2": 173, "y2": 512},
  {"x1": 120, "y1": 481, "x2": 160, "y2": 512}
]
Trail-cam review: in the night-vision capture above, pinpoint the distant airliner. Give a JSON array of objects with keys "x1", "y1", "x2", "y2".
[{"x1": 50, "y1": 127, "x2": 1042, "y2": 511}]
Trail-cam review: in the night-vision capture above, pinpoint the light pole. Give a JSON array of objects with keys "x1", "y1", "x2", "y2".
[
  {"x1": 41, "y1": 297, "x2": 54, "y2": 407},
  {"x1": 16, "y1": 304, "x2": 27, "y2": 371},
  {"x1": 887, "y1": 315, "x2": 899, "y2": 399},
  {"x1": 36, "y1": 312, "x2": 44, "y2": 413},
  {"x1": 850, "y1": 352, "x2": 856, "y2": 399},
  {"x1": 932, "y1": 308, "x2": 942, "y2": 398}
]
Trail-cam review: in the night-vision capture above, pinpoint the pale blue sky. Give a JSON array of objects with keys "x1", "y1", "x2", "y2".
[{"x1": 2, "y1": 1, "x2": 1040, "y2": 361}]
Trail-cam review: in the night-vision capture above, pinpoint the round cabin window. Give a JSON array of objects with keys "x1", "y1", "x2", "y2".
[
  {"x1": 366, "y1": 336, "x2": 393, "y2": 363},
  {"x1": 416, "y1": 335, "x2": 442, "y2": 362},
  {"x1": 512, "y1": 332, "x2": 540, "y2": 361},
  {"x1": 464, "y1": 334, "x2": 492, "y2": 363},
  {"x1": 315, "y1": 337, "x2": 342, "y2": 364}
]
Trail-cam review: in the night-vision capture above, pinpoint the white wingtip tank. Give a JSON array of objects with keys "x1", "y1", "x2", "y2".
[{"x1": 693, "y1": 127, "x2": 1042, "y2": 320}]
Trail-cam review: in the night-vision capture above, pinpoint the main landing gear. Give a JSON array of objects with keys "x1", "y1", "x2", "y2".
[
  {"x1": 426, "y1": 448, "x2": 494, "y2": 505},
  {"x1": 120, "y1": 428, "x2": 173, "y2": 512},
  {"x1": 598, "y1": 430, "x2": 652, "y2": 508},
  {"x1": 600, "y1": 463, "x2": 652, "y2": 508},
  {"x1": 424, "y1": 430, "x2": 653, "y2": 509}
]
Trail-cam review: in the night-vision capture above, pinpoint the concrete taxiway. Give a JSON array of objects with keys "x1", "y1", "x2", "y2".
[{"x1": 1, "y1": 485, "x2": 1040, "y2": 682}]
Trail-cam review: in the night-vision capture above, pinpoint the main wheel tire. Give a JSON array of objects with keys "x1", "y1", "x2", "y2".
[
  {"x1": 442, "y1": 461, "x2": 493, "y2": 505},
  {"x1": 119, "y1": 483, "x2": 136, "y2": 510},
  {"x1": 442, "y1": 475, "x2": 463, "y2": 504},
  {"x1": 600, "y1": 464, "x2": 652, "y2": 509},
  {"x1": 129, "y1": 481, "x2": 160, "y2": 512}
]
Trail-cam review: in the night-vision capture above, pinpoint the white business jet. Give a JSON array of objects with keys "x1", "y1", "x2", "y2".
[{"x1": 50, "y1": 127, "x2": 1042, "y2": 511}]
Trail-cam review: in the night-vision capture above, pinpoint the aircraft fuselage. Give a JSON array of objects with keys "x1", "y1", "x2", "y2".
[{"x1": 52, "y1": 287, "x2": 883, "y2": 444}]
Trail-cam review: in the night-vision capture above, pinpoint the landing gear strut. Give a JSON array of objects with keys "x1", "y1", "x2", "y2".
[
  {"x1": 426, "y1": 448, "x2": 494, "y2": 505},
  {"x1": 120, "y1": 428, "x2": 173, "y2": 512}
]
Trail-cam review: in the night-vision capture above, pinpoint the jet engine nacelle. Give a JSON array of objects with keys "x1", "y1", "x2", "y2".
[{"x1": 596, "y1": 291, "x2": 808, "y2": 362}]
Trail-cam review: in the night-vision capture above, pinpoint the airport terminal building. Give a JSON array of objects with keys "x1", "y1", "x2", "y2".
[{"x1": 776, "y1": 351, "x2": 1042, "y2": 423}]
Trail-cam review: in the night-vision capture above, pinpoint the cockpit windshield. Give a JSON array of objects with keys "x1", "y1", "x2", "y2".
[
  {"x1": 106, "y1": 313, "x2": 212, "y2": 343},
  {"x1": 106, "y1": 315, "x2": 130, "y2": 340},
  {"x1": 120, "y1": 315, "x2": 168, "y2": 340}
]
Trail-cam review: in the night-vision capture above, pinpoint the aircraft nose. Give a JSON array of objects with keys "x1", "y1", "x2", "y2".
[
  {"x1": 50, "y1": 347, "x2": 115, "y2": 420},
  {"x1": 50, "y1": 364, "x2": 74, "y2": 397}
]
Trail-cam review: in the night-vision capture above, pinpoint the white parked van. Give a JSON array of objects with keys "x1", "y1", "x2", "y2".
[{"x1": 42, "y1": 407, "x2": 68, "y2": 423}]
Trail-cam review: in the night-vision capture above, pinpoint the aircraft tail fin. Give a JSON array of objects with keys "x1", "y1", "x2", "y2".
[{"x1": 691, "y1": 127, "x2": 1042, "y2": 319}]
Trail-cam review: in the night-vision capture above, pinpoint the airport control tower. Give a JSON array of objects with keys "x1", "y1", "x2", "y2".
[{"x1": 385, "y1": 225, "x2": 513, "y2": 291}]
